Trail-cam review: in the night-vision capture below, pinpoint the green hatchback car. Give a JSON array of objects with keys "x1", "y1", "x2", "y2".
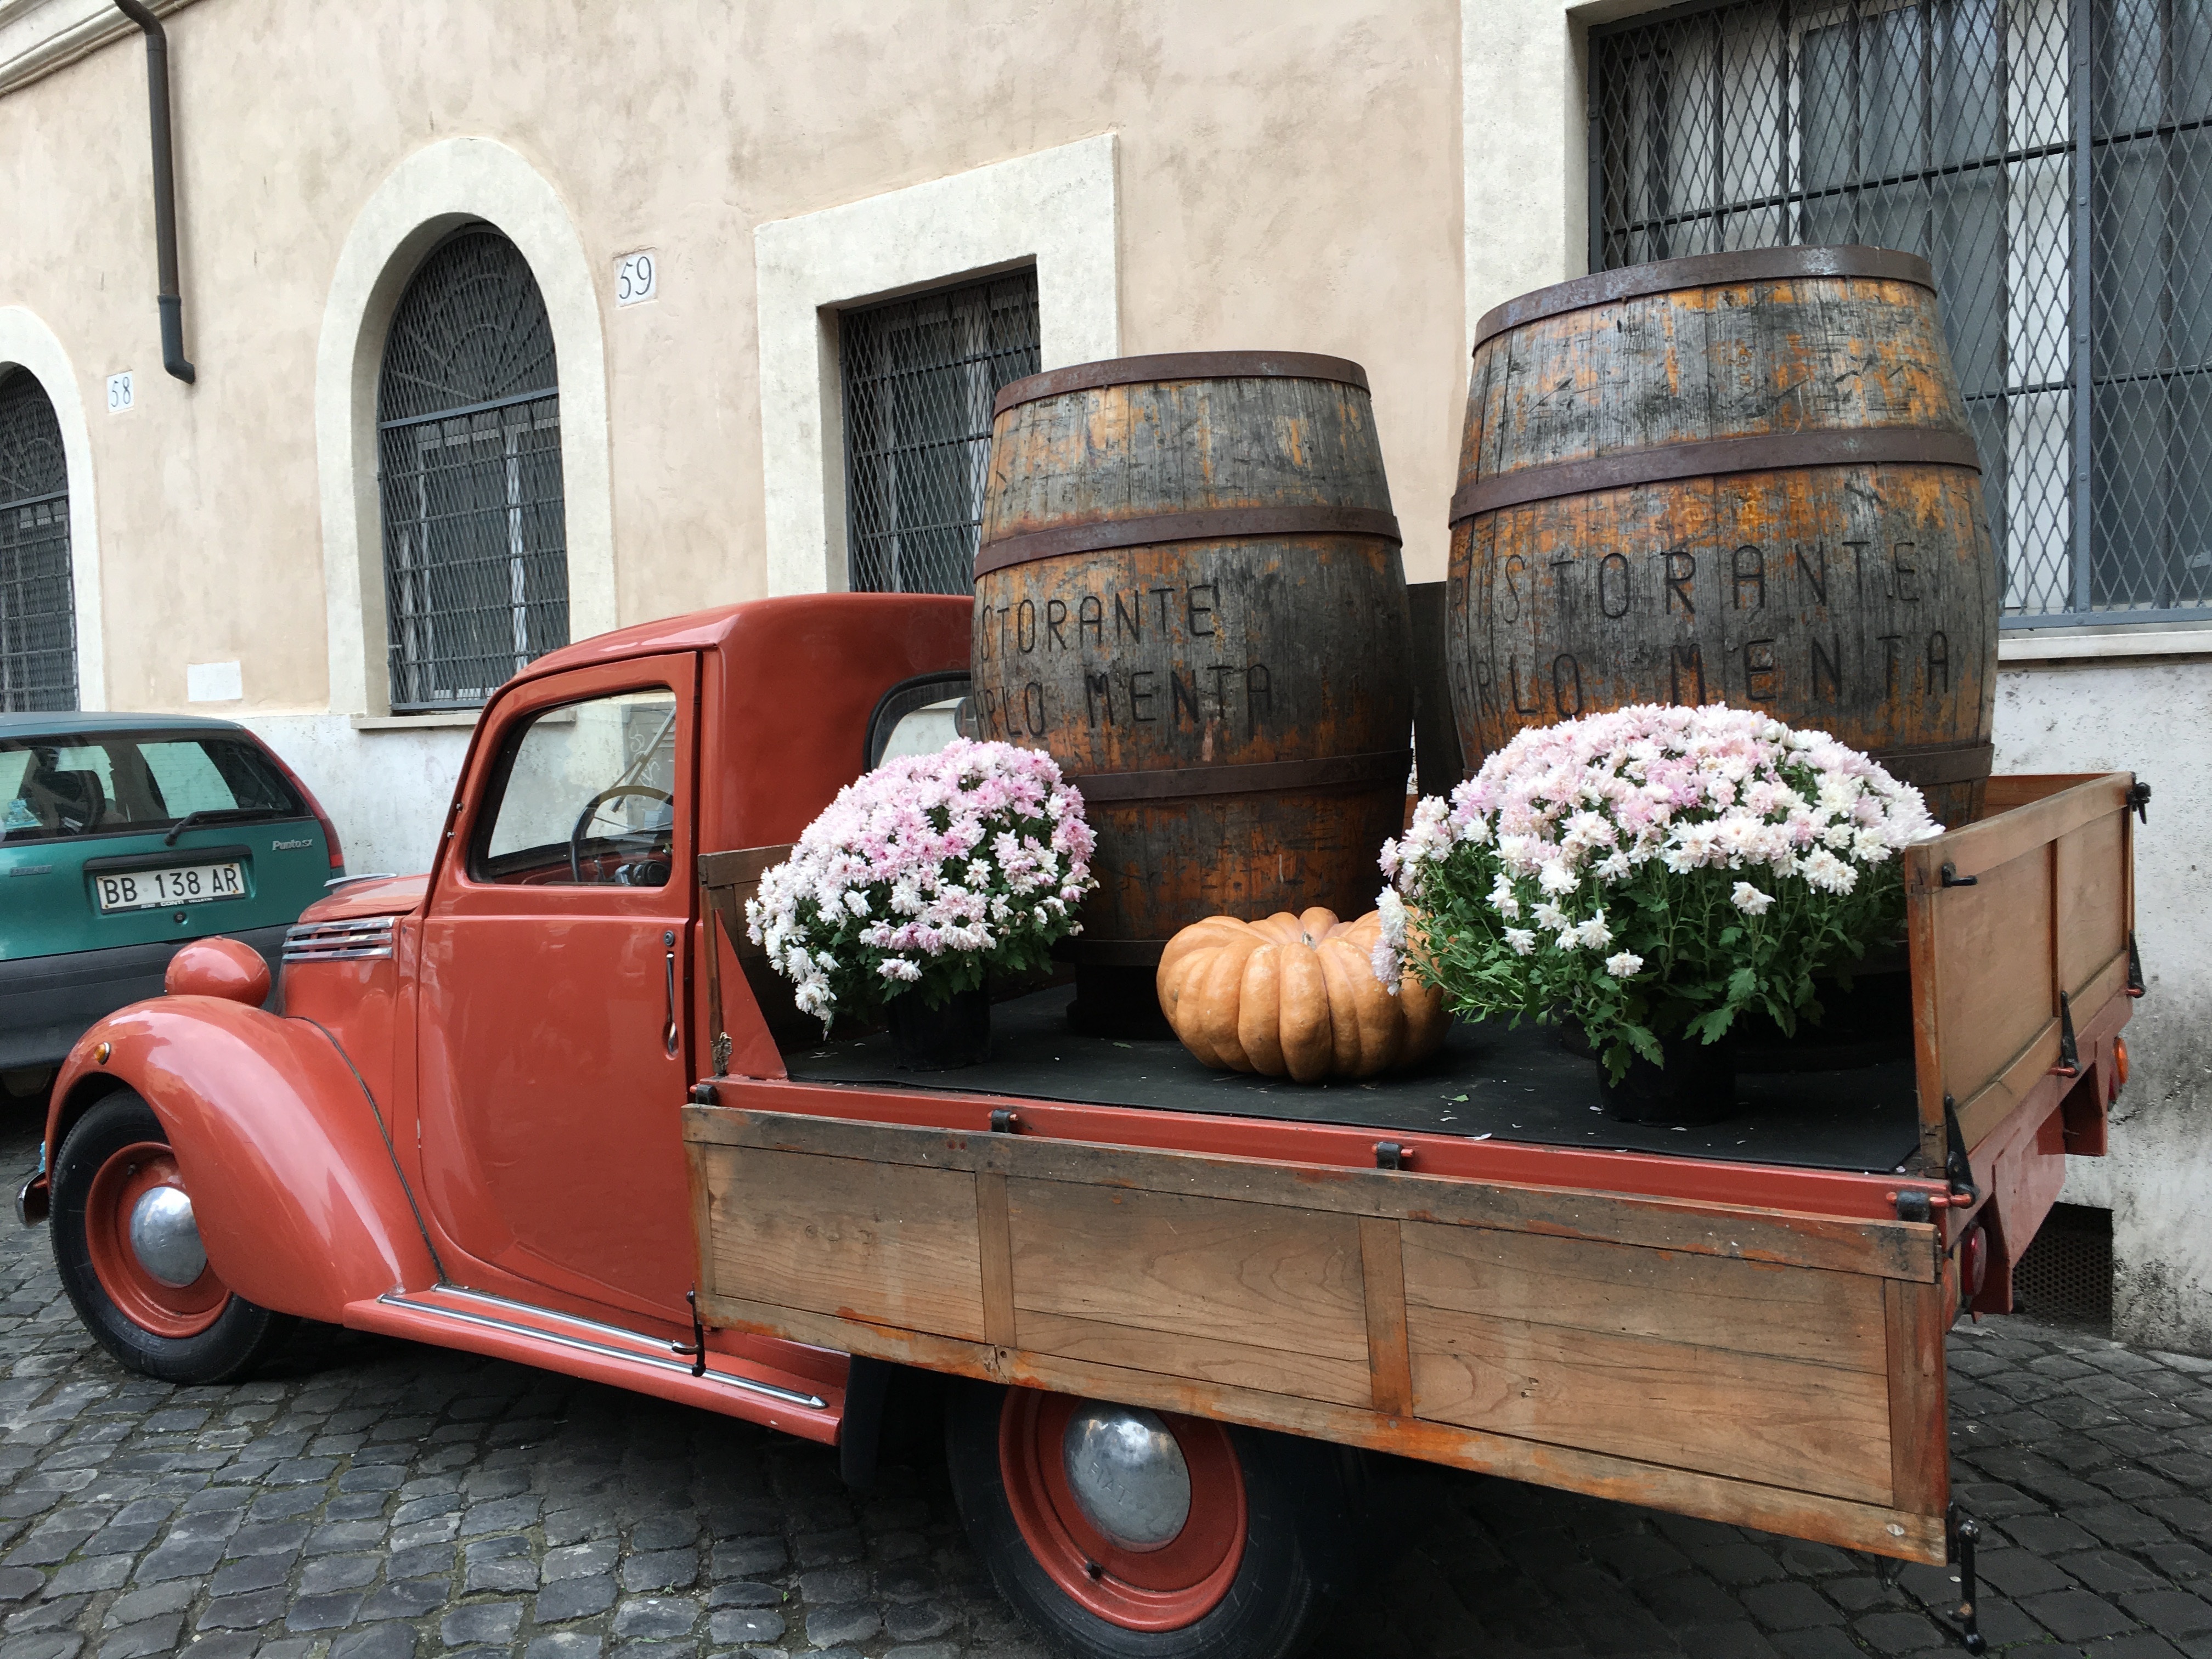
[{"x1": 0, "y1": 713, "x2": 344, "y2": 1081}]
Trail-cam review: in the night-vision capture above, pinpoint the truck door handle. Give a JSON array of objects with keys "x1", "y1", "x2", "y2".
[{"x1": 662, "y1": 929, "x2": 680, "y2": 1057}]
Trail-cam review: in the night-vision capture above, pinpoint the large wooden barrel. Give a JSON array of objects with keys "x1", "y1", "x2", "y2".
[
  {"x1": 973, "y1": 352, "x2": 1413, "y2": 1008},
  {"x1": 1446, "y1": 247, "x2": 1998, "y2": 826}
]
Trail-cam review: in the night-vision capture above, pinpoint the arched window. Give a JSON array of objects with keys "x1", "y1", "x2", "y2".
[
  {"x1": 377, "y1": 227, "x2": 567, "y2": 712},
  {"x1": 0, "y1": 370, "x2": 75, "y2": 712}
]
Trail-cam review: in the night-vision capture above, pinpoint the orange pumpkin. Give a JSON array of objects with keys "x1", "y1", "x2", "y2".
[{"x1": 1156, "y1": 907, "x2": 1450, "y2": 1083}]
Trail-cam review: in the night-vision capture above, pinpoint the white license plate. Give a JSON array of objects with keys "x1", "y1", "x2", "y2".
[{"x1": 94, "y1": 862, "x2": 246, "y2": 912}]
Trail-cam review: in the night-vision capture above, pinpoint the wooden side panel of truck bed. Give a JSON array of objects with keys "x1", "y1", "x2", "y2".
[{"x1": 682, "y1": 1107, "x2": 1950, "y2": 1562}]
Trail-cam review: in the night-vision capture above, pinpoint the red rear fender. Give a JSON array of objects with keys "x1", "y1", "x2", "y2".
[{"x1": 46, "y1": 1001, "x2": 437, "y2": 1321}]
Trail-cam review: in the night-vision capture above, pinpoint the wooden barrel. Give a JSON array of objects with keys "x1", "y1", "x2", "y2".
[
  {"x1": 973, "y1": 352, "x2": 1413, "y2": 991},
  {"x1": 1445, "y1": 247, "x2": 1998, "y2": 826}
]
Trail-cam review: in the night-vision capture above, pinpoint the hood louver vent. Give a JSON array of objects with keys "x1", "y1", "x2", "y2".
[{"x1": 281, "y1": 917, "x2": 395, "y2": 963}]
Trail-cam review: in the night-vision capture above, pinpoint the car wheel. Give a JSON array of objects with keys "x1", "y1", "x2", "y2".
[
  {"x1": 946, "y1": 1380, "x2": 1348, "y2": 1659},
  {"x1": 50, "y1": 1091, "x2": 294, "y2": 1384}
]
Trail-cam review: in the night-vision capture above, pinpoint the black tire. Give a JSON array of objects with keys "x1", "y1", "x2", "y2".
[
  {"x1": 946, "y1": 1379, "x2": 1352, "y2": 1659},
  {"x1": 50, "y1": 1091, "x2": 294, "y2": 1384}
]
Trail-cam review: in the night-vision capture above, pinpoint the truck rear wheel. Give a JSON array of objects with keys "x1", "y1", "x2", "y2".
[
  {"x1": 946, "y1": 1380, "x2": 1345, "y2": 1659},
  {"x1": 51, "y1": 1092, "x2": 294, "y2": 1384}
]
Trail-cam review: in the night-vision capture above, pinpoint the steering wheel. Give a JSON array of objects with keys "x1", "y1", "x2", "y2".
[{"x1": 568, "y1": 786, "x2": 674, "y2": 884}]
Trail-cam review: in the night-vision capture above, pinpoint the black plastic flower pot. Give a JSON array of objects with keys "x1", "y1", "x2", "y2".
[
  {"x1": 887, "y1": 983, "x2": 992, "y2": 1071},
  {"x1": 1596, "y1": 1030, "x2": 1738, "y2": 1126}
]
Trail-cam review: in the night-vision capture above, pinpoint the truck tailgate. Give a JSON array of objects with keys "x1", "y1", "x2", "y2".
[{"x1": 683, "y1": 1103, "x2": 1950, "y2": 1562}]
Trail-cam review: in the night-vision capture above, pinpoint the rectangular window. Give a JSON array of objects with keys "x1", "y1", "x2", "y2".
[
  {"x1": 1590, "y1": 0, "x2": 2212, "y2": 625},
  {"x1": 840, "y1": 270, "x2": 1041, "y2": 596}
]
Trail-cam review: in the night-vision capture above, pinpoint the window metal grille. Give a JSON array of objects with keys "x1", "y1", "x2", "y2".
[
  {"x1": 377, "y1": 227, "x2": 568, "y2": 711},
  {"x1": 842, "y1": 271, "x2": 1040, "y2": 595},
  {"x1": 0, "y1": 370, "x2": 75, "y2": 713},
  {"x1": 1591, "y1": 0, "x2": 2212, "y2": 625}
]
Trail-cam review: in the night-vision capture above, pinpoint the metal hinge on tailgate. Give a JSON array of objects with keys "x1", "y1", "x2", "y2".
[
  {"x1": 1944, "y1": 1096, "x2": 1980, "y2": 1207},
  {"x1": 2049, "y1": 992, "x2": 2081, "y2": 1079},
  {"x1": 2128, "y1": 780, "x2": 2152, "y2": 823}
]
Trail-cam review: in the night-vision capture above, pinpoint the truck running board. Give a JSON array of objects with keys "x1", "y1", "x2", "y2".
[{"x1": 347, "y1": 1284, "x2": 841, "y2": 1444}]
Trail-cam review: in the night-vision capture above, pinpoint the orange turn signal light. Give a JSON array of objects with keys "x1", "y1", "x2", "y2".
[
  {"x1": 2112, "y1": 1037, "x2": 2130, "y2": 1099},
  {"x1": 92, "y1": 1042, "x2": 110, "y2": 1065}
]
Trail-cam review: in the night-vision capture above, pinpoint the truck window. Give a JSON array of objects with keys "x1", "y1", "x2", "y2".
[
  {"x1": 471, "y1": 689, "x2": 678, "y2": 887},
  {"x1": 864, "y1": 673, "x2": 974, "y2": 769}
]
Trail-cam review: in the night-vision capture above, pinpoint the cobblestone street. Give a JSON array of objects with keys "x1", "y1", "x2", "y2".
[{"x1": 0, "y1": 1107, "x2": 2208, "y2": 1659}]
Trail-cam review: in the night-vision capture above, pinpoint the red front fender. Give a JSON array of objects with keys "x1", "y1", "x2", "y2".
[{"x1": 44, "y1": 1000, "x2": 437, "y2": 1322}]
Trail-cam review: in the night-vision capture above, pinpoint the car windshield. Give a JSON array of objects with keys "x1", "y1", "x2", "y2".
[{"x1": 0, "y1": 732, "x2": 304, "y2": 845}]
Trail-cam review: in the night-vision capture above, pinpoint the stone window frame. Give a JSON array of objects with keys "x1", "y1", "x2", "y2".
[
  {"x1": 315, "y1": 137, "x2": 614, "y2": 721},
  {"x1": 0, "y1": 308, "x2": 101, "y2": 710},
  {"x1": 753, "y1": 134, "x2": 1122, "y2": 598}
]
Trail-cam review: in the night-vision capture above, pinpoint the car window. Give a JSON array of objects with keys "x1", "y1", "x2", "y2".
[
  {"x1": 473, "y1": 689, "x2": 679, "y2": 887},
  {"x1": 0, "y1": 732, "x2": 301, "y2": 844}
]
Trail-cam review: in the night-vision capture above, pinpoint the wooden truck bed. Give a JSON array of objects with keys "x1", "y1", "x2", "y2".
[
  {"x1": 781, "y1": 986, "x2": 1923, "y2": 1173},
  {"x1": 683, "y1": 774, "x2": 2139, "y2": 1565}
]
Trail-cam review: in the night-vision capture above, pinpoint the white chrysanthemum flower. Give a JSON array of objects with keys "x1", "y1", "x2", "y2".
[
  {"x1": 1851, "y1": 827, "x2": 1894, "y2": 863},
  {"x1": 1575, "y1": 912, "x2": 1613, "y2": 950},
  {"x1": 1799, "y1": 848, "x2": 1858, "y2": 894},
  {"x1": 1532, "y1": 900, "x2": 1568, "y2": 932},
  {"x1": 1731, "y1": 881, "x2": 1774, "y2": 916},
  {"x1": 1489, "y1": 875, "x2": 1521, "y2": 920},
  {"x1": 1604, "y1": 951, "x2": 1643, "y2": 978},
  {"x1": 1538, "y1": 860, "x2": 1577, "y2": 895},
  {"x1": 1503, "y1": 927, "x2": 1537, "y2": 957}
]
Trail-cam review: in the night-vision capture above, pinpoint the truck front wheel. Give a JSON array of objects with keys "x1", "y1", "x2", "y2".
[
  {"x1": 946, "y1": 1380, "x2": 1347, "y2": 1659},
  {"x1": 50, "y1": 1092, "x2": 294, "y2": 1384}
]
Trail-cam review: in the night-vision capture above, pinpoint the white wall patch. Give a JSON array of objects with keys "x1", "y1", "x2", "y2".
[{"x1": 187, "y1": 661, "x2": 242, "y2": 702}]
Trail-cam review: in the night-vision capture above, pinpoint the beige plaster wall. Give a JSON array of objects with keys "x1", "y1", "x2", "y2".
[{"x1": 0, "y1": 0, "x2": 1466, "y2": 723}]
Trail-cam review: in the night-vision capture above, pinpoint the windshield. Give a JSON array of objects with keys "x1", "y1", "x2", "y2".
[{"x1": 0, "y1": 731, "x2": 304, "y2": 845}]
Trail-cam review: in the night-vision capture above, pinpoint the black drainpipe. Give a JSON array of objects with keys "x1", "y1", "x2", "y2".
[{"x1": 112, "y1": 0, "x2": 194, "y2": 383}]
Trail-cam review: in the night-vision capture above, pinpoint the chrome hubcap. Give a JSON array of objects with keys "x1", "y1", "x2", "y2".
[
  {"x1": 127, "y1": 1186, "x2": 206, "y2": 1288},
  {"x1": 1061, "y1": 1404, "x2": 1192, "y2": 1551}
]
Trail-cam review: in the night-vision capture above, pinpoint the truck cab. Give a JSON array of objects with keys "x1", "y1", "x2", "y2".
[{"x1": 27, "y1": 594, "x2": 968, "y2": 1422}]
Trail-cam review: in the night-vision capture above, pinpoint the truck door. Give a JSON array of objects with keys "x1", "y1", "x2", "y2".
[{"x1": 416, "y1": 653, "x2": 699, "y2": 1318}]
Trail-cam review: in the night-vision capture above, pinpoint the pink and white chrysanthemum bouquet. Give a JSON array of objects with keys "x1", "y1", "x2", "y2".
[
  {"x1": 748, "y1": 738, "x2": 1096, "y2": 1030},
  {"x1": 1374, "y1": 704, "x2": 1941, "y2": 1082}
]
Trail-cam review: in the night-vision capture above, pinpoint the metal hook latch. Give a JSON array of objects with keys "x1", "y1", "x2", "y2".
[
  {"x1": 1947, "y1": 1505, "x2": 1987, "y2": 1652},
  {"x1": 670, "y1": 1288, "x2": 708, "y2": 1378}
]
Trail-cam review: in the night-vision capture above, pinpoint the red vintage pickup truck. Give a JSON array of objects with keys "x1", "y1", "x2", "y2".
[{"x1": 20, "y1": 594, "x2": 2140, "y2": 1659}]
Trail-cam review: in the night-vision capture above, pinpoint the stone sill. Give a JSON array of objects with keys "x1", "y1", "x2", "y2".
[
  {"x1": 1999, "y1": 622, "x2": 2212, "y2": 667},
  {"x1": 351, "y1": 710, "x2": 481, "y2": 732}
]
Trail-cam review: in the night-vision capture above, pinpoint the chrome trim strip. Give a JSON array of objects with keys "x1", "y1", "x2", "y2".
[{"x1": 376, "y1": 1289, "x2": 828, "y2": 1410}]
